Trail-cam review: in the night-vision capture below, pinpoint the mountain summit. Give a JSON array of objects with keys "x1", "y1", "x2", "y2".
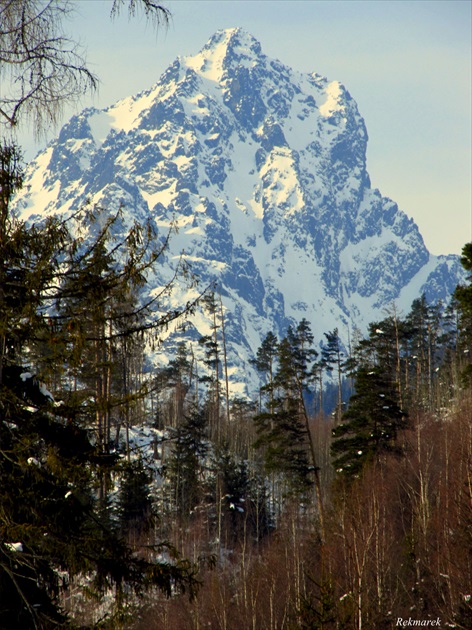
[{"x1": 15, "y1": 28, "x2": 464, "y2": 395}]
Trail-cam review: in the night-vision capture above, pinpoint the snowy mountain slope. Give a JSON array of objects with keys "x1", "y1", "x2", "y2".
[{"x1": 14, "y1": 28, "x2": 465, "y2": 395}]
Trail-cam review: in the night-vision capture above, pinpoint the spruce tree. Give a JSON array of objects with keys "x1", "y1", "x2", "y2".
[
  {"x1": 118, "y1": 458, "x2": 154, "y2": 538},
  {"x1": 213, "y1": 442, "x2": 249, "y2": 542},
  {"x1": 354, "y1": 315, "x2": 407, "y2": 409},
  {"x1": 166, "y1": 408, "x2": 208, "y2": 521}
]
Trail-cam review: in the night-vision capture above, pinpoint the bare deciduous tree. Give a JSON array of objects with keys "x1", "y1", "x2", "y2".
[{"x1": 0, "y1": 0, "x2": 169, "y2": 135}]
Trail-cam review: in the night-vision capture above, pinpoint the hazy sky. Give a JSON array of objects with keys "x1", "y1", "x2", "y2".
[{"x1": 17, "y1": 0, "x2": 471, "y2": 256}]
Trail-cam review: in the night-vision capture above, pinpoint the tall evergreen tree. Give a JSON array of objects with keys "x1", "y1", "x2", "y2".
[
  {"x1": 254, "y1": 322, "x2": 316, "y2": 498},
  {"x1": 331, "y1": 366, "x2": 407, "y2": 478},
  {"x1": 454, "y1": 242, "x2": 472, "y2": 385},
  {"x1": 288, "y1": 318, "x2": 319, "y2": 386},
  {"x1": 166, "y1": 408, "x2": 208, "y2": 521},
  {"x1": 198, "y1": 291, "x2": 223, "y2": 441},
  {"x1": 321, "y1": 327, "x2": 345, "y2": 418},
  {"x1": 213, "y1": 442, "x2": 249, "y2": 543},
  {"x1": 404, "y1": 294, "x2": 443, "y2": 407},
  {"x1": 158, "y1": 342, "x2": 194, "y2": 429},
  {"x1": 118, "y1": 458, "x2": 154, "y2": 538},
  {"x1": 354, "y1": 315, "x2": 407, "y2": 409},
  {"x1": 251, "y1": 330, "x2": 279, "y2": 410}
]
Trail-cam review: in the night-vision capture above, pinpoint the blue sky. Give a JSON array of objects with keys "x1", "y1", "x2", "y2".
[{"x1": 18, "y1": 0, "x2": 471, "y2": 256}]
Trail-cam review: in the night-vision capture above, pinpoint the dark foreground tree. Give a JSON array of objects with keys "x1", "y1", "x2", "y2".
[
  {"x1": 118, "y1": 458, "x2": 155, "y2": 537},
  {"x1": 0, "y1": 144, "x2": 198, "y2": 627}
]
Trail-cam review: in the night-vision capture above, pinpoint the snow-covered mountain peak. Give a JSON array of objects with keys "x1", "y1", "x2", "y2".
[
  {"x1": 186, "y1": 27, "x2": 263, "y2": 78},
  {"x1": 13, "y1": 29, "x2": 465, "y2": 397}
]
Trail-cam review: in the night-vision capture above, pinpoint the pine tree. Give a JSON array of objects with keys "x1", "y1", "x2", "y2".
[
  {"x1": 254, "y1": 324, "x2": 315, "y2": 498},
  {"x1": 404, "y1": 294, "x2": 443, "y2": 407},
  {"x1": 288, "y1": 319, "x2": 319, "y2": 389},
  {"x1": 159, "y1": 342, "x2": 193, "y2": 428},
  {"x1": 252, "y1": 321, "x2": 326, "y2": 537},
  {"x1": 198, "y1": 292, "x2": 223, "y2": 442},
  {"x1": 454, "y1": 242, "x2": 472, "y2": 385},
  {"x1": 321, "y1": 328, "x2": 345, "y2": 420},
  {"x1": 354, "y1": 315, "x2": 407, "y2": 409},
  {"x1": 251, "y1": 330, "x2": 279, "y2": 411},
  {"x1": 331, "y1": 366, "x2": 407, "y2": 478}
]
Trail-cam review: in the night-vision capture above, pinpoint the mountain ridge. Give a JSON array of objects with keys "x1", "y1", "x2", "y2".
[{"x1": 14, "y1": 27, "x2": 465, "y2": 396}]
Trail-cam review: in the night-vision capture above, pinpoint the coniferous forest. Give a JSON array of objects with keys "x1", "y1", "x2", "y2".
[{"x1": 1, "y1": 2, "x2": 471, "y2": 629}]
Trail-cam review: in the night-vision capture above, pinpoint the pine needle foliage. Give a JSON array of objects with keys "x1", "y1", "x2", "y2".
[{"x1": 331, "y1": 366, "x2": 407, "y2": 477}]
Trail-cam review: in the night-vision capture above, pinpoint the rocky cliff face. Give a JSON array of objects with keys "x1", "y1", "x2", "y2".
[{"x1": 15, "y1": 28, "x2": 464, "y2": 395}]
